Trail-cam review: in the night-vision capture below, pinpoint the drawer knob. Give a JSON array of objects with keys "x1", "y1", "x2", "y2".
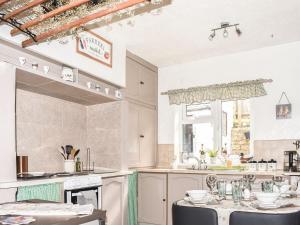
[
  {"x1": 140, "y1": 135, "x2": 145, "y2": 138},
  {"x1": 140, "y1": 81, "x2": 144, "y2": 85}
]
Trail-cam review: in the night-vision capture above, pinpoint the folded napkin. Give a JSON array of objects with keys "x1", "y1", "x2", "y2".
[{"x1": 0, "y1": 203, "x2": 94, "y2": 216}]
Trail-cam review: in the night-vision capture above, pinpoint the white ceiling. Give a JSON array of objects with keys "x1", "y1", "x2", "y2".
[{"x1": 96, "y1": 0, "x2": 300, "y2": 67}]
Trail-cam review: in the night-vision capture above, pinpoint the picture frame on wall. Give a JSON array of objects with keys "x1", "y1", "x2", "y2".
[
  {"x1": 276, "y1": 92, "x2": 292, "y2": 120},
  {"x1": 76, "y1": 30, "x2": 113, "y2": 68},
  {"x1": 276, "y1": 104, "x2": 292, "y2": 119}
]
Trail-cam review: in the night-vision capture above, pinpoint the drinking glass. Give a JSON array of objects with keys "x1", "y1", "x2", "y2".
[
  {"x1": 261, "y1": 180, "x2": 274, "y2": 192},
  {"x1": 217, "y1": 180, "x2": 226, "y2": 199},
  {"x1": 231, "y1": 180, "x2": 242, "y2": 205}
]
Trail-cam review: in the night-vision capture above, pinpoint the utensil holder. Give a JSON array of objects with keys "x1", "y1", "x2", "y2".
[{"x1": 64, "y1": 160, "x2": 75, "y2": 173}]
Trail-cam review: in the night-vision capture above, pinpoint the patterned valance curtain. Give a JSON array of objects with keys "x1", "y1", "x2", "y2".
[{"x1": 161, "y1": 79, "x2": 273, "y2": 105}]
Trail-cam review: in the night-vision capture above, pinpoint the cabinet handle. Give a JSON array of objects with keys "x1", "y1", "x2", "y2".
[
  {"x1": 140, "y1": 135, "x2": 144, "y2": 138},
  {"x1": 140, "y1": 81, "x2": 144, "y2": 85},
  {"x1": 163, "y1": 199, "x2": 166, "y2": 202}
]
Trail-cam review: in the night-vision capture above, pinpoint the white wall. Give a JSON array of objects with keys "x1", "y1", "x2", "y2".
[
  {"x1": 0, "y1": 62, "x2": 17, "y2": 203},
  {"x1": 158, "y1": 41, "x2": 300, "y2": 144},
  {"x1": 0, "y1": 25, "x2": 126, "y2": 87}
]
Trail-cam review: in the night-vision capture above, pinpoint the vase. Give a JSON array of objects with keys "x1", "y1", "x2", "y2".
[{"x1": 210, "y1": 157, "x2": 217, "y2": 164}]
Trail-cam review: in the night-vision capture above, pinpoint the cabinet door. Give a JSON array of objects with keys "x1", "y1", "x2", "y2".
[
  {"x1": 138, "y1": 173, "x2": 167, "y2": 225},
  {"x1": 102, "y1": 177, "x2": 127, "y2": 225},
  {"x1": 126, "y1": 58, "x2": 140, "y2": 100},
  {"x1": 167, "y1": 174, "x2": 203, "y2": 225},
  {"x1": 139, "y1": 107, "x2": 156, "y2": 167},
  {"x1": 139, "y1": 66, "x2": 157, "y2": 105},
  {"x1": 128, "y1": 103, "x2": 140, "y2": 167}
]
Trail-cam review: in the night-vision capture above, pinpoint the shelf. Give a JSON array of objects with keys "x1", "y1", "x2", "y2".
[{"x1": 16, "y1": 67, "x2": 119, "y2": 105}]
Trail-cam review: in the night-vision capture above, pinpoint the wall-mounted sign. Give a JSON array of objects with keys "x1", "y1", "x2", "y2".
[{"x1": 77, "y1": 31, "x2": 112, "y2": 68}]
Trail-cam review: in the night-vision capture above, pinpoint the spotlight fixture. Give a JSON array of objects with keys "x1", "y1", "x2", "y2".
[
  {"x1": 223, "y1": 28, "x2": 228, "y2": 38},
  {"x1": 208, "y1": 22, "x2": 241, "y2": 41},
  {"x1": 235, "y1": 25, "x2": 242, "y2": 36},
  {"x1": 208, "y1": 31, "x2": 216, "y2": 41}
]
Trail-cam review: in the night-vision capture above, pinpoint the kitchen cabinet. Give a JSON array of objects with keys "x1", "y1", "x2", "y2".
[
  {"x1": 138, "y1": 173, "x2": 167, "y2": 225},
  {"x1": 0, "y1": 62, "x2": 17, "y2": 203},
  {"x1": 102, "y1": 176, "x2": 128, "y2": 225},
  {"x1": 167, "y1": 174, "x2": 204, "y2": 225},
  {"x1": 125, "y1": 57, "x2": 157, "y2": 106},
  {"x1": 128, "y1": 103, "x2": 156, "y2": 168},
  {"x1": 125, "y1": 53, "x2": 158, "y2": 169}
]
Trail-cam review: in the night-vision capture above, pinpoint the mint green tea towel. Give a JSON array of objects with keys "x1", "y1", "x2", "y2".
[
  {"x1": 17, "y1": 183, "x2": 62, "y2": 202},
  {"x1": 128, "y1": 172, "x2": 138, "y2": 225}
]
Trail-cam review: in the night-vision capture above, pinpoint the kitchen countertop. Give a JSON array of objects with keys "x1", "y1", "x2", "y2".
[
  {"x1": 136, "y1": 168, "x2": 300, "y2": 176},
  {"x1": 0, "y1": 170, "x2": 133, "y2": 189}
]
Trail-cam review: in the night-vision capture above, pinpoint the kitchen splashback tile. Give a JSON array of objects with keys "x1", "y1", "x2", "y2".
[
  {"x1": 254, "y1": 139, "x2": 297, "y2": 170},
  {"x1": 16, "y1": 89, "x2": 87, "y2": 172}
]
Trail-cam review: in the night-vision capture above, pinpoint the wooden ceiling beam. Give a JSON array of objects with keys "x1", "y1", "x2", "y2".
[
  {"x1": 22, "y1": 0, "x2": 149, "y2": 47},
  {"x1": 11, "y1": 0, "x2": 90, "y2": 36},
  {"x1": 4, "y1": 0, "x2": 49, "y2": 20},
  {"x1": 0, "y1": 0, "x2": 10, "y2": 7}
]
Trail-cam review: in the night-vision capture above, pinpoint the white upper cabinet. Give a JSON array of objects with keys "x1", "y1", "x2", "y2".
[{"x1": 125, "y1": 57, "x2": 157, "y2": 106}]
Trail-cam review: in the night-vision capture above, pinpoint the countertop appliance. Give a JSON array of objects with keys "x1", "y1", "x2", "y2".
[
  {"x1": 284, "y1": 151, "x2": 298, "y2": 172},
  {"x1": 64, "y1": 175, "x2": 102, "y2": 210}
]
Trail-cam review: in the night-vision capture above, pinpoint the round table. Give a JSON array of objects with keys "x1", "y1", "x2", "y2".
[{"x1": 177, "y1": 197, "x2": 300, "y2": 225}]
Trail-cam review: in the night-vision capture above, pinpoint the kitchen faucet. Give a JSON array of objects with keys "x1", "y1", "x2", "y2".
[{"x1": 187, "y1": 155, "x2": 202, "y2": 170}]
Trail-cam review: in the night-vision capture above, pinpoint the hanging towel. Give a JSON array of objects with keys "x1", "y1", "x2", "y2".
[
  {"x1": 17, "y1": 183, "x2": 62, "y2": 202},
  {"x1": 128, "y1": 172, "x2": 138, "y2": 225}
]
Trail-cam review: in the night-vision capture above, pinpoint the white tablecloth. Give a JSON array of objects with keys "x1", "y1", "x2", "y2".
[{"x1": 178, "y1": 198, "x2": 300, "y2": 225}]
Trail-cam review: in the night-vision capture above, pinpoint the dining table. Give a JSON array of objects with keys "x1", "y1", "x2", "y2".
[{"x1": 178, "y1": 196, "x2": 300, "y2": 225}]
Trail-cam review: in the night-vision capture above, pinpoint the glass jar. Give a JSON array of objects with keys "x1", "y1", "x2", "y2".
[
  {"x1": 248, "y1": 160, "x2": 257, "y2": 171},
  {"x1": 267, "y1": 159, "x2": 277, "y2": 171},
  {"x1": 258, "y1": 159, "x2": 267, "y2": 171}
]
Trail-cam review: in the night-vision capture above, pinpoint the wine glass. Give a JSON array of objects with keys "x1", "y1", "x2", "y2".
[{"x1": 206, "y1": 175, "x2": 218, "y2": 194}]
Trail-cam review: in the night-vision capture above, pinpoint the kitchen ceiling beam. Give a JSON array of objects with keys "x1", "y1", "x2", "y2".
[
  {"x1": 4, "y1": 0, "x2": 49, "y2": 20},
  {"x1": 0, "y1": 0, "x2": 10, "y2": 7},
  {"x1": 22, "y1": 0, "x2": 149, "y2": 47},
  {"x1": 11, "y1": 0, "x2": 91, "y2": 36}
]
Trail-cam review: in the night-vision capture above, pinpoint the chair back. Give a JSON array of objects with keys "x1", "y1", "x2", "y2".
[
  {"x1": 229, "y1": 211, "x2": 300, "y2": 225},
  {"x1": 172, "y1": 202, "x2": 218, "y2": 225}
]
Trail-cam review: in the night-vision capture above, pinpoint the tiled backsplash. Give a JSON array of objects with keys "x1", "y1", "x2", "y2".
[
  {"x1": 253, "y1": 139, "x2": 297, "y2": 170},
  {"x1": 156, "y1": 144, "x2": 174, "y2": 168},
  {"x1": 87, "y1": 101, "x2": 127, "y2": 170},
  {"x1": 16, "y1": 89, "x2": 125, "y2": 172},
  {"x1": 16, "y1": 89, "x2": 87, "y2": 172},
  {"x1": 156, "y1": 140, "x2": 297, "y2": 170}
]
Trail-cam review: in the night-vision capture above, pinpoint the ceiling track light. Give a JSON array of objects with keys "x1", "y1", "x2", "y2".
[{"x1": 208, "y1": 22, "x2": 242, "y2": 41}]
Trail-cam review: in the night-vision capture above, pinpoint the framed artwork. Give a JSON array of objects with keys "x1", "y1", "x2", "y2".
[
  {"x1": 276, "y1": 92, "x2": 292, "y2": 120},
  {"x1": 77, "y1": 30, "x2": 112, "y2": 68},
  {"x1": 276, "y1": 104, "x2": 292, "y2": 119}
]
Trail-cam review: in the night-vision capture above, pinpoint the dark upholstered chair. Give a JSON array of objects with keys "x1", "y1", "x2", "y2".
[
  {"x1": 229, "y1": 211, "x2": 300, "y2": 225},
  {"x1": 172, "y1": 202, "x2": 218, "y2": 225}
]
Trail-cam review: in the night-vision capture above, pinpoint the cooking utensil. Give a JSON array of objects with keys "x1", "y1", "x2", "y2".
[
  {"x1": 58, "y1": 149, "x2": 66, "y2": 160},
  {"x1": 65, "y1": 145, "x2": 73, "y2": 160},
  {"x1": 74, "y1": 149, "x2": 80, "y2": 158},
  {"x1": 61, "y1": 146, "x2": 65, "y2": 154}
]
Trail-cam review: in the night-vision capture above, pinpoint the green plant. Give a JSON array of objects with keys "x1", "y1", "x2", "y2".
[{"x1": 208, "y1": 149, "x2": 218, "y2": 158}]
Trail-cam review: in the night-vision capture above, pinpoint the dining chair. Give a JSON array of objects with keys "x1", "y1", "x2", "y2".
[
  {"x1": 229, "y1": 211, "x2": 300, "y2": 225},
  {"x1": 172, "y1": 202, "x2": 218, "y2": 225}
]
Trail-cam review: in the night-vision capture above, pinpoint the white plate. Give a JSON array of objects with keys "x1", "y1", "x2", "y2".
[
  {"x1": 184, "y1": 197, "x2": 208, "y2": 205},
  {"x1": 253, "y1": 201, "x2": 281, "y2": 209}
]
